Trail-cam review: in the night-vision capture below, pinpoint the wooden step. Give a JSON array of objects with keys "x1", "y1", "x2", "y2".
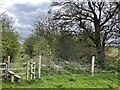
[
  {"x1": 8, "y1": 71, "x2": 15, "y2": 75},
  {"x1": 14, "y1": 75, "x2": 21, "y2": 79},
  {"x1": 8, "y1": 71, "x2": 21, "y2": 82}
]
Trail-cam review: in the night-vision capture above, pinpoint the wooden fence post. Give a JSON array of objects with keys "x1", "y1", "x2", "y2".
[
  {"x1": 38, "y1": 54, "x2": 42, "y2": 79},
  {"x1": 8, "y1": 56, "x2": 10, "y2": 62},
  {"x1": 7, "y1": 56, "x2": 10, "y2": 68},
  {"x1": 5, "y1": 63, "x2": 8, "y2": 80},
  {"x1": 91, "y1": 56, "x2": 95, "y2": 76},
  {"x1": 5, "y1": 56, "x2": 10, "y2": 80},
  {"x1": 26, "y1": 61, "x2": 29, "y2": 80}
]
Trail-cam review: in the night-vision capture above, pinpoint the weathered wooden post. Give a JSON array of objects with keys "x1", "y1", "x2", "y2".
[
  {"x1": 38, "y1": 52, "x2": 42, "y2": 79},
  {"x1": 8, "y1": 56, "x2": 10, "y2": 63},
  {"x1": 91, "y1": 56, "x2": 95, "y2": 76},
  {"x1": 26, "y1": 61, "x2": 29, "y2": 80},
  {"x1": 5, "y1": 63, "x2": 8, "y2": 80},
  {"x1": 7, "y1": 56, "x2": 10, "y2": 68},
  {"x1": 5, "y1": 56, "x2": 10, "y2": 80},
  {"x1": 11, "y1": 73, "x2": 14, "y2": 83}
]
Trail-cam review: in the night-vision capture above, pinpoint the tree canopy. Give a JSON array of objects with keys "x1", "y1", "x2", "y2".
[
  {"x1": 50, "y1": 0, "x2": 120, "y2": 68},
  {"x1": 1, "y1": 15, "x2": 19, "y2": 62}
]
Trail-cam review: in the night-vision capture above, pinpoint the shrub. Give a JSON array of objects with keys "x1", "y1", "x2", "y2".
[
  {"x1": 105, "y1": 58, "x2": 119, "y2": 72},
  {"x1": 64, "y1": 64, "x2": 89, "y2": 74}
]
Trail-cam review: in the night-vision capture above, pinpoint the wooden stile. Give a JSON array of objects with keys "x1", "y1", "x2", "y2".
[{"x1": 0, "y1": 56, "x2": 37, "y2": 81}]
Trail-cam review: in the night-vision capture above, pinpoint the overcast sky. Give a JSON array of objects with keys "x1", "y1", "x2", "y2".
[{"x1": 0, "y1": 0, "x2": 51, "y2": 43}]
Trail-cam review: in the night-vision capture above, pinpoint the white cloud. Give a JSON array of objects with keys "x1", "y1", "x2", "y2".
[
  {"x1": 3, "y1": 0, "x2": 51, "y2": 7},
  {"x1": 0, "y1": 0, "x2": 51, "y2": 41},
  {"x1": 0, "y1": 2, "x2": 6, "y2": 14}
]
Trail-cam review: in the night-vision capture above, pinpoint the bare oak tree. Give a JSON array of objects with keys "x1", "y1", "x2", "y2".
[{"x1": 50, "y1": 0, "x2": 120, "y2": 68}]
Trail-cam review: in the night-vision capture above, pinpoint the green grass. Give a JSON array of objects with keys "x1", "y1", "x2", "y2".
[{"x1": 2, "y1": 72, "x2": 118, "y2": 88}]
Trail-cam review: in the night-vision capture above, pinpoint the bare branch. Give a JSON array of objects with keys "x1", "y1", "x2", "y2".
[{"x1": 100, "y1": 4, "x2": 120, "y2": 26}]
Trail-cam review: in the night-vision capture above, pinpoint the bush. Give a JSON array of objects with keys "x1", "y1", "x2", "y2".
[
  {"x1": 41, "y1": 65, "x2": 58, "y2": 76},
  {"x1": 105, "y1": 58, "x2": 119, "y2": 72},
  {"x1": 64, "y1": 64, "x2": 89, "y2": 74}
]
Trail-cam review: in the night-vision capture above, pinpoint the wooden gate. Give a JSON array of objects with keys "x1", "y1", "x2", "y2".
[{"x1": 0, "y1": 60, "x2": 38, "y2": 82}]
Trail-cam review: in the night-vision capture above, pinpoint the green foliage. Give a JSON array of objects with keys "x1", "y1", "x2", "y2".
[
  {"x1": 23, "y1": 35, "x2": 36, "y2": 58},
  {"x1": 55, "y1": 31, "x2": 77, "y2": 61},
  {"x1": 26, "y1": 19, "x2": 96, "y2": 64},
  {"x1": 64, "y1": 64, "x2": 89, "y2": 74},
  {"x1": 68, "y1": 77, "x2": 76, "y2": 82},
  {"x1": 54, "y1": 30, "x2": 96, "y2": 63},
  {"x1": 2, "y1": 31, "x2": 19, "y2": 61},
  {"x1": 106, "y1": 47, "x2": 119, "y2": 55},
  {"x1": 104, "y1": 47, "x2": 119, "y2": 72},
  {"x1": 33, "y1": 37, "x2": 51, "y2": 55},
  {"x1": 1, "y1": 15, "x2": 19, "y2": 61},
  {"x1": 24, "y1": 35, "x2": 51, "y2": 58},
  {"x1": 105, "y1": 58, "x2": 119, "y2": 72}
]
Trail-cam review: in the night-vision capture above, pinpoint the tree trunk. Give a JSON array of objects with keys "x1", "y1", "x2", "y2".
[
  {"x1": 93, "y1": 17, "x2": 106, "y2": 69},
  {"x1": 96, "y1": 46, "x2": 105, "y2": 69}
]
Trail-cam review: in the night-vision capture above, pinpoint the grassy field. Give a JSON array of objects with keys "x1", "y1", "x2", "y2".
[
  {"x1": 2, "y1": 72, "x2": 119, "y2": 88},
  {"x1": 2, "y1": 47, "x2": 119, "y2": 89}
]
